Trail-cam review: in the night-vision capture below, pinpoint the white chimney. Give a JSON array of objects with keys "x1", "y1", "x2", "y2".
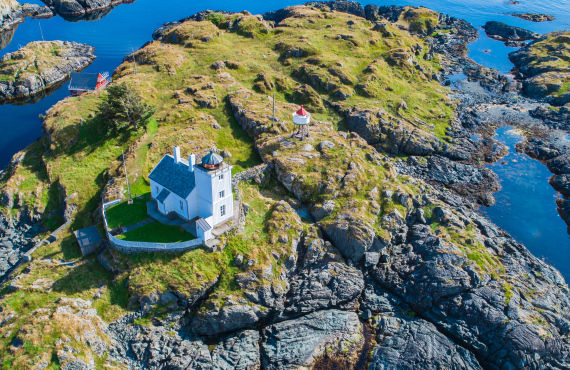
[
  {"x1": 189, "y1": 154, "x2": 195, "y2": 172},
  {"x1": 173, "y1": 146, "x2": 181, "y2": 163}
]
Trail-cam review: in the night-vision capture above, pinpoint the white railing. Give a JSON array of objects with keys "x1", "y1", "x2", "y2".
[{"x1": 102, "y1": 199, "x2": 203, "y2": 254}]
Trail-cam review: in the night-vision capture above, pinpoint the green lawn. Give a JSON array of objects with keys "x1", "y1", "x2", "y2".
[
  {"x1": 117, "y1": 221, "x2": 195, "y2": 243},
  {"x1": 105, "y1": 193, "x2": 150, "y2": 229}
]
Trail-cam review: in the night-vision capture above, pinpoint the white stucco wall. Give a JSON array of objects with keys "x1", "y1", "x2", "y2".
[
  {"x1": 165, "y1": 192, "x2": 188, "y2": 220},
  {"x1": 194, "y1": 166, "x2": 215, "y2": 220},
  {"x1": 211, "y1": 165, "x2": 233, "y2": 225},
  {"x1": 185, "y1": 188, "x2": 199, "y2": 220},
  {"x1": 194, "y1": 164, "x2": 233, "y2": 226}
]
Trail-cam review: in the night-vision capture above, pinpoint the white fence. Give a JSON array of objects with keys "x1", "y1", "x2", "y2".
[{"x1": 102, "y1": 200, "x2": 203, "y2": 254}]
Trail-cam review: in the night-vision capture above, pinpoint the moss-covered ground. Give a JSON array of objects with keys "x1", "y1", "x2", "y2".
[{"x1": 0, "y1": 41, "x2": 71, "y2": 84}]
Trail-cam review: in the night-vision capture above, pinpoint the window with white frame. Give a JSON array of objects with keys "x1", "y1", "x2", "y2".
[
  {"x1": 180, "y1": 200, "x2": 184, "y2": 210},
  {"x1": 219, "y1": 190, "x2": 225, "y2": 199},
  {"x1": 219, "y1": 174, "x2": 224, "y2": 180},
  {"x1": 220, "y1": 204, "x2": 226, "y2": 217}
]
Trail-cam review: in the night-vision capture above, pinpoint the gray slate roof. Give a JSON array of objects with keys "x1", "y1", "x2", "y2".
[
  {"x1": 156, "y1": 188, "x2": 171, "y2": 203},
  {"x1": 69, "y1": 73, "x2": 99, "y2": 91},
  {"x1": 149, "y1": 155, "x2": 196, "y2": 198},
  {"x1": 73, "y1": 226, "x2": 103, "y2": 256},
  {"x1": 196, "y1": 218, "x2": 212, "y2": 231},
  {"x1": 202, "y1": 151, "x2": 224, "y2": 166}
]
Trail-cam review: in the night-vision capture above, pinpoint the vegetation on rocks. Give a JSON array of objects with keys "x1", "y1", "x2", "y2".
[
  {"x1": 509, "y1": 31, "x2": 570, "y2": 104},
  {"x1": 0, "y1": 40, "x2": 95, "y2": 102}
]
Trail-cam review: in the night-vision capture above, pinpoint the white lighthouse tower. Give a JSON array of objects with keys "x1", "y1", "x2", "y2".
[{"x1": 292, "y1": 105, "x2": 310, "y2": 139}]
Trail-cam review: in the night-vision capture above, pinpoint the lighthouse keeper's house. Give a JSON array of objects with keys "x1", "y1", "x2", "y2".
[{"x1": 148, "y1": 146, "x2": 234, "y2": 241}]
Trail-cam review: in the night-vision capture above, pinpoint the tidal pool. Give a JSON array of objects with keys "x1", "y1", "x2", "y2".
[{"x1": 480, "y1": 126, "x2": 570, "y2": 280}]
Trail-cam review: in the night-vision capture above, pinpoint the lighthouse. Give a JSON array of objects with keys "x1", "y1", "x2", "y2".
[{"x1": 292, "y1": 105, "x2": 310, "y2": 139}]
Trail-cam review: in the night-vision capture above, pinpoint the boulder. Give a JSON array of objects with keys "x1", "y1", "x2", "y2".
[
  {"x1": 191, "y1": 303, "x2": 260, "y2": 337},
  {"x1": 370, "y1": 316, "x2": 482, "y2": 369},
  {"x1": 322, "y1": 213, "x2": 377, "y2": 262},
  {"x1": 261, "y1": 309, "x2": 363, "y2": 369},
  {"x1": 285, "y1": 261, "x2": 364, "y2": 314},
  {"x1": 211, "y1": 330, "x2": 260, "y2": 370},
  {"x1": 310, "y1": 200, "x2": 335, "y2": 220}
]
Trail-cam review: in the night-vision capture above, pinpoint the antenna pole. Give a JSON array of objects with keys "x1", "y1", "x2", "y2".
[
  {"x1": 132, "y1": 48, "x2": 137, "y2": 74},
  {"x1": 272, "y1": 91, "x2": 276, "y2": 121},
  {"x1": 38, "y1": 21, "x2": 44, "y2": 42},
  {"x1": 122, "y1": 150, "x2": 133, "y2": 204}
]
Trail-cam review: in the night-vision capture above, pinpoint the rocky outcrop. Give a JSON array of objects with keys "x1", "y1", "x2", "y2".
[
  {"x1": 0, "y1": 0, "x2": 20, "y2": 30},
  {"x1": 211, "y1": 330, "x2": 261, "y2": 370},
  {"x1": 0, "y1": 210, "x2": 41, "y2": 278},
  {"x1": 368, "y1": 184, "x2": 570, "y2": 369},
  {"x1": 370, "y1": 316, "x2": 482, "y2": 369},
  {"x1": 483, "y1": 21, "x2": 539, "y2": 46},
  {"x1": 305, "y1": 0, "x2": 365, "y2": 18},
  {"x1": 344, "y1": 107, "x2": 444, "y2": 156},
  {"x1": 509, "y1": 31, "x2": 570, "y2": 105},
  {"x1": 0, "y1": 0, "x2": 53, "y2": 31},
  {"x1": 0, "y1": 40, "x2": 95, "y2": 102},
  {"x1": 397, "y1": 155, "x2": 500, "y2": 205},
  {"x1": 109, "y1": 320, "x2": 214, "y2": 368},
  {"x1": 284, "y1": 235, "x2": 364, "y2": 314},
  {"x1": 362, "y1": 287, "x2": 483, "y2": 369},
  {"x1": 41, "y1": 0, "x2": 133, "y2": 18}
]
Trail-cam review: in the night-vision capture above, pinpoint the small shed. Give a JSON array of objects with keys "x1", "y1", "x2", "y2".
[
  {"x1": 68, "y1": 72, "x2": 110, "y2": 96},
  {"x1": 74, "y1": 226, "x2": 103, "y2": 256}
]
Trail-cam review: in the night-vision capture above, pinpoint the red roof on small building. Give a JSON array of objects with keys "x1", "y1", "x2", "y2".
[{"x1": 296, "y1": 105, "x2": 308, "y2": 116}]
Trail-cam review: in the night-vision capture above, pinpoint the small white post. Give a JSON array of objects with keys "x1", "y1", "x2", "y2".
[{"x1": 122, "y1": 150, "x2": 133, "y2": 204}]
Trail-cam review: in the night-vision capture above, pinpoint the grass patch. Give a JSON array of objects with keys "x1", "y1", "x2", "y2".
[
  {"x1": 117, "y1": 221, "x2": 195, "y2": 243},
  {"x1": 105, "y1": 194, "x2": 150, "y2": 229}
]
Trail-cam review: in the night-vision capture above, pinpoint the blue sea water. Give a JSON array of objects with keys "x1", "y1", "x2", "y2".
[
  {"x1": 0, "y1": 0, "x2": 569, "y2": 277},
  {"x1": 479, "y1": 127, "x2": 570, "y2": 278}
]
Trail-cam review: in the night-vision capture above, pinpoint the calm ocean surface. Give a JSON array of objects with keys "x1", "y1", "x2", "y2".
[{"x1": 0, "y1": 0, "x2": 569, "y2": 277}]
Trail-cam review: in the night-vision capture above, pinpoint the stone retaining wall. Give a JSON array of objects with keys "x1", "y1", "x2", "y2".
[
  {"x1": 232, "y1": 162, "x2": 273, "y2": 187},
  {"x1": 232, "y1": 162, "x2": 274, "y2": 233}
]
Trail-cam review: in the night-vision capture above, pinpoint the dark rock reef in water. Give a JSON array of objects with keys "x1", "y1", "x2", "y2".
[
  {"x1": 0, "y1": 40, "x2": 95, "y2": 102},
  {"x1": 41, "y1": 0, "x2": 133, "y2": 18},
  {"x1": 483, "y1": 20, "x2": 539, "y2": 46},
  {"x1": 512, "y1": 12, "x2": 555, "y2": 22}
]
